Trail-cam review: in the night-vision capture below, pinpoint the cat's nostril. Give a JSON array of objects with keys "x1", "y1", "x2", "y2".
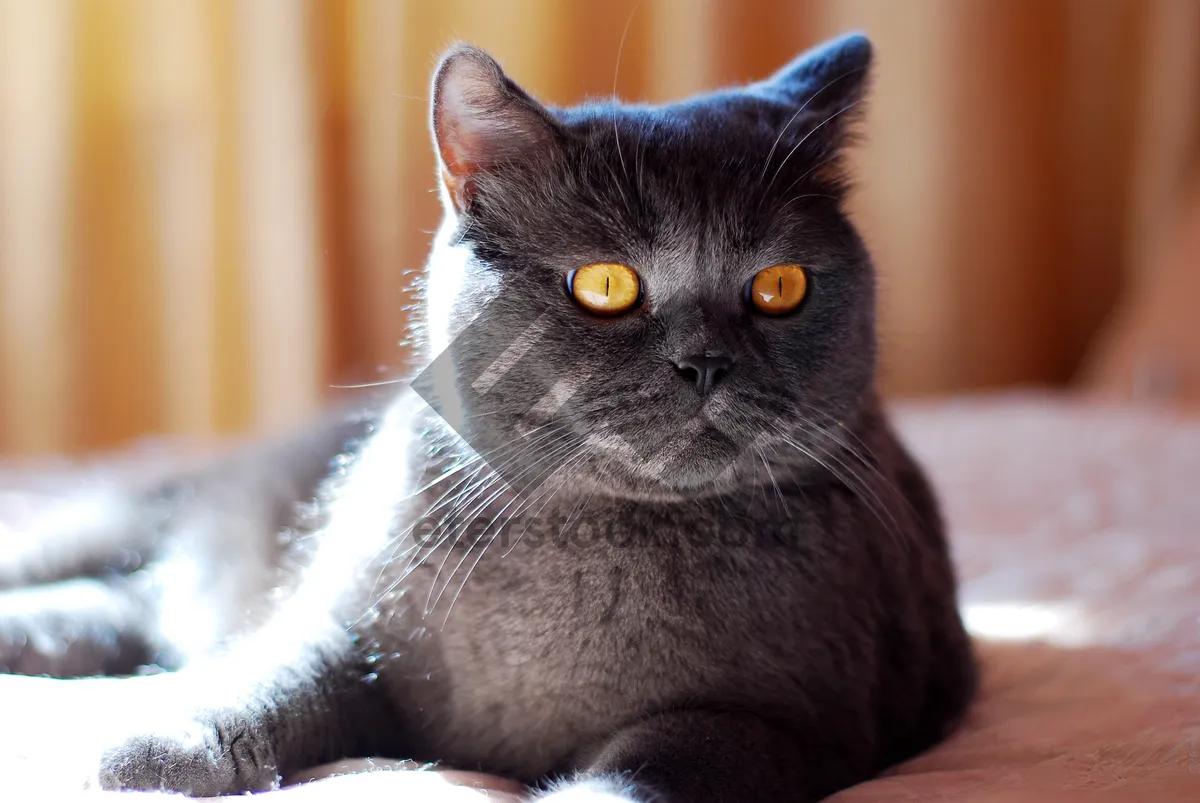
[{"x1": 673, "y1": 354, "x2": 733, "y2": 395}]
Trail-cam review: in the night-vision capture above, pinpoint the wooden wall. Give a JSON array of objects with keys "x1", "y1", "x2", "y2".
[{"x1": 0, "y1": 0, "x2": 1197, "y2": 454}]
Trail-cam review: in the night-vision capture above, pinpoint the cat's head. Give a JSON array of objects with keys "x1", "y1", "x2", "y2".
[{"x1": 415, "y1": 34, "x2": 877, "y2": 500}]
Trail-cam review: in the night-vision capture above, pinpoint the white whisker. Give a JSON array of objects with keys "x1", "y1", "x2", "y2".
[{"x1": 763, "y1": 100, "x2": 861, "y2": 197}]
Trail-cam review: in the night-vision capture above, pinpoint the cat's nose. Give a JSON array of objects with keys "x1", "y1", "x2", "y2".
[{"x1": 673, "y1": 353, "x2": 733, "y2": 395}]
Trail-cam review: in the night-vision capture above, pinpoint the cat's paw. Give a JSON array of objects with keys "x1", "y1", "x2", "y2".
[{"x1": 96, "y1": 714, "x2": 279, "y2": 796}]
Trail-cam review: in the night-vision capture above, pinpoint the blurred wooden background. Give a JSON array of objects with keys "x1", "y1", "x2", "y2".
[{"x1": 1, "y1": 0, "x2": 1198, "y2": 455}]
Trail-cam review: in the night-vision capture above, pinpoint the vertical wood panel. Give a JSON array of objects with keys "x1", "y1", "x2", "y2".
[
  {"x1": 71, "y1": 0, "x2": 164, "y2": 450},
  {"x1": 646, "y1": 0, "x2": 716, "y2": 101},
  {"x1": 564, "y1": 0, "x2": 652, "y2": 102},
  {"x1": 136, "y1": 0, "x2": 219, "y2": 436},
  {"x1": 942, "y1": 0, "x2": 1073, "y2": 388},
  {"x1": 1078, "y1": 0, "x2": 1200, "y2": 395},
  {"x1": 0, "y1": 0, "x2": 74, "y2": 454},
  {"x1": 1, "y1": 1, "x2": 1199, "y2": 453},
  {"x1": 348, "y1": 0, "x2": 411, "y2": 384},
  {"x1": 312, "y1": 0, "x2": 362, "y2": 387},
  {"x1": 1122, "y1": 0, "x2": 1200, "y2": 279},
  {"x1": 1061, "y1": 0, "x2": 1145, "y2": 367},
  {"x1": 819, "y1": 0, "x2": 961, "y2": 394},
  {"x1": 207, "y1": 0, "x2": 254, "y2": 435},
  {"x1": 710, "y1": 0, "x2": 813, "y2": 88},
  {"x1": 233, "y1": 0, "x2": 324, "y2": 434}
]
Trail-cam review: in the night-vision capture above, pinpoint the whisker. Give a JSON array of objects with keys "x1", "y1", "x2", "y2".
[
  {"x1": 756, "y1": 445, "x2": 790, "y2": 518},
  {"x1": 610, "y1": 0, "x2": 643, "y2": 185},
  {"x1": 431, "y1": 439, "x2": 588, "y2": 620},
  {"x1": 422, "y1": 431, "x2": 583, "y2": 611},
  {"x1": 762, "y1": 100, "x2": 861, "y2": 198},
  {"x1": 756, "y1": 66, "x2": 867, "y2": 185},
  {"x1": 330, "y1": 377, "x2": 407, "y2": 390},
  {"x1": 792, "y1": 409, "x2": 912, "y2": 514},
  {"x1": 779, "y1": 433, "x2": 907, "y2": 554},
  {"x1": 368, "y1": 426, "x2": 574, "y2": 610},
  {"x1": 500, "y1": 448, "x2": 590, "y2": 558},
  {"x1": 407, "y1": 420, "x2": 563, "y2": 497},
  {"x1": 772, "y1": 152, "x2": 843, "y2": 205}
]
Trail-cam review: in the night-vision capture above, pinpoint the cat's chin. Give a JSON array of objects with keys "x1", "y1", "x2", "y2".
[
  {"x1": 568, "y1": 451, "x2": 750, "y2": 502},
  {"x1": 654, "y1": 464, "x2": 742, "y2": 498}
]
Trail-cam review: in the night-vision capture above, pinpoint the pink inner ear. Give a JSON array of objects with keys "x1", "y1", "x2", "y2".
[
  {"x1": 433, "y1": 56, "x2": 503, "y2": 211},
  {"x1": 438, "y1": 127, "x2": 477, "y2": 179},
  {"x1": 439, "y1": 166, "x2": 468, "y2": 213},
  {"x1": 431, "y1": 46, "x2": 558, "y2": 212},
  {"x1": 437, "y1": 117, "x2": 490, "y2": 212},
  {"x1": 434, "y1": 86, "x2": 482, "y2": 211},
  {"x1": 435, "y1": 105, "x2": 473, "y2": 177},
  {"x1": 435, "y1": 105, "x2": 519, "y2": 211}
]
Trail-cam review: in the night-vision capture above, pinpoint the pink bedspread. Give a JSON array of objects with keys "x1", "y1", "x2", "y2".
[{"x1": 2, "y1": 393, "x2": 1199, "y2": 801}]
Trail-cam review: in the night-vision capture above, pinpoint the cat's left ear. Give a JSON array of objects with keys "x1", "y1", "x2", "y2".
[
  {"x1": 756, "y1": 32, "x2": 873, "y2": 147},
  {"x1": 431, "y1": 46, "x2": 562, "y2": 214}
]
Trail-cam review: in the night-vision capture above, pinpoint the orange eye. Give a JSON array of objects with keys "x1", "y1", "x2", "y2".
[
  {"x1": 747, "y1": 265, "x2": 807, "y2": 316},
  {"x1": 568, "y1": 263, "x2": 642, "y2": 316}
]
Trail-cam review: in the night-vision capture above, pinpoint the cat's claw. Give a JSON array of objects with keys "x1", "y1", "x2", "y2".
[{"x1": 96, "y1": 717, "x2": 280, "y2": 796}]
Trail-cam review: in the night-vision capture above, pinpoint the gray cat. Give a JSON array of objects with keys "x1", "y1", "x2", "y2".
[{"x1": 0, "y1": 33, "x2": 976, "y2": 802}]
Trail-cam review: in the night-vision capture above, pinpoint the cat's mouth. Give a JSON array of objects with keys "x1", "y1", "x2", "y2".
[{"x1": 487, "y1": 391, "x2": 776, "y2": 499}]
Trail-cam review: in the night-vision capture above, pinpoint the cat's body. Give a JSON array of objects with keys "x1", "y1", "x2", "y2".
[
  {"x1": 0, "y1": 34, "x2": 976, "y2": 802},
  {"x1": 364, "y1": 398, "x2": 970, "y2": 787}
]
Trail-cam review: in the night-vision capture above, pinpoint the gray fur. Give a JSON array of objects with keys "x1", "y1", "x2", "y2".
[{"x1": 2, "y1": 33, "x2": 975, "y2": 802}]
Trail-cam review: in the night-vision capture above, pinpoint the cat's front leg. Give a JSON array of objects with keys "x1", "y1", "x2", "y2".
[
  {"x1": 538, "y1": 710, "x2": 863, "y2": 803},
  {"x1": 95, "y1": 625, "x2": 394, "y2": 796}
]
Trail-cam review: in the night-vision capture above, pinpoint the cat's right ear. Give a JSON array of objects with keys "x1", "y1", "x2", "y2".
[
  {"x1": 754, "y1": 32, "x2": 873, "y2": 154},
  {"x1": 431, "y1": 46, "x2": 561, "y2": 214}
]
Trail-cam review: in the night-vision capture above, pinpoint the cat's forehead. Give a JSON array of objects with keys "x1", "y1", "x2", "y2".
[
  {"x1": 556, "y1": 99, "x2": 784, "y2": 176},
  {"x1": 464, "y1": 94, "x2": 853, "y2": 292},
  {"x1": 566, "y1": 107, "x2": 834, "y2": 266}
]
